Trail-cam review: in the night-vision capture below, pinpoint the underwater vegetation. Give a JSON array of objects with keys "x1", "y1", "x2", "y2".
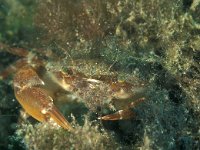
[{"x1": 0, "y1": 0, "x2": 200, "y2": 149}]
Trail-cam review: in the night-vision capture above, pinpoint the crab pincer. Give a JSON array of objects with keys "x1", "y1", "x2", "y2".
[
  {"x1": 13, "y1": 66, "x2": 73, "y2": 131},
  {"x1": 99, "y1": 97, "x2": 145, "y2": 120}
]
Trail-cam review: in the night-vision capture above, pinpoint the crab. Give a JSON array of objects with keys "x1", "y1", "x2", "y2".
[{"x1": 0, "y1": 43, "x2": 146, "y2": 131}]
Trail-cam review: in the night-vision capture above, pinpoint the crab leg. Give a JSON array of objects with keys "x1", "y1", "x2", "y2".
[
  {"x1": 0, "y1": 42, "x2": 29, "y2": 57},
  {"x1": 0, "y1": 59, "x2": 28, "y2": 79},
  {"x1": 14, "y1": 66, "x2": 73, "y2": 131},
  {"x1": 0, "y1": 43, "x2": 45, "y2": 80}
]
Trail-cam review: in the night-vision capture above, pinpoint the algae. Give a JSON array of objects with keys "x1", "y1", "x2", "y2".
[{"x1": 0, "y1": 0, "x2": 200, "y2": 149}]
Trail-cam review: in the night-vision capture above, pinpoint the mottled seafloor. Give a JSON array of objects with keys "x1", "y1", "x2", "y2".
[{"x1": 0, "y1": 0, "x2": 200, "y2": 149}]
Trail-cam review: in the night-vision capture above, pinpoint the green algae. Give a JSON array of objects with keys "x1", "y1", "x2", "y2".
[{"x1": 0, "y1": 0, "x2": 200, "y2": 149}]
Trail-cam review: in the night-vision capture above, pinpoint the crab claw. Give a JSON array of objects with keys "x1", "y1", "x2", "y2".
[
  {"x1": 13, "y1": 66, "x2": 73, "y2": 131},
  {"x1": 100, "y1": 98, "x2": 145, "y2": 120},
  {"x1": 100, "y1": 108, "x2": 135, "y2": 120}
]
